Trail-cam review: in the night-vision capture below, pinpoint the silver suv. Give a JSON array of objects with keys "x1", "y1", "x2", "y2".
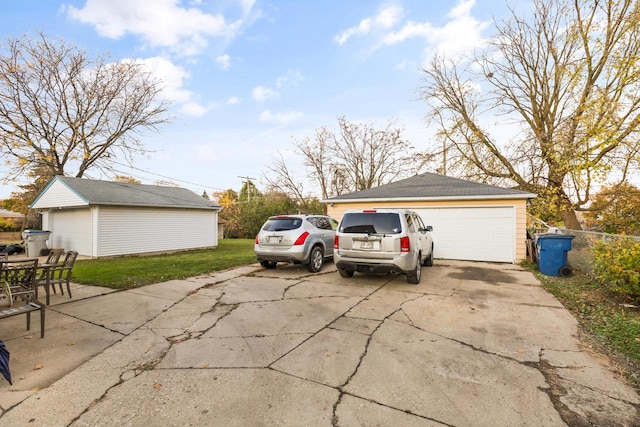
[
  {"x1": 254, "y1": 214, "x2": 338, "y2": 272},
  {"x1": 334, "y1": 209, "x2": 434, "y2": 284}
]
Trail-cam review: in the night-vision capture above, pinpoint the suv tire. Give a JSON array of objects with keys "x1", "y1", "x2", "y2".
[
  {"x1": 423, "y1": 244, "x2": 434, "y2": 267},
  {"x1": 407, "y1": 255, "x2": 421, "y2": 284},
  {"x1": 338, "y1": 268, "x2": 354, "y2": 278},
  {"x1": 260, "y1": 260, "x2": 277, "y2": 269},
  {"x1": 307, "y1": 246, "x2": 324, "y2": 273}
]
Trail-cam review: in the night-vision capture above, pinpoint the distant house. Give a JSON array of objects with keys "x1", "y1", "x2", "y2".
[
  {"x1": 0, "y1": 208, "x2": 26, "y2": 228},
  {"x1": 30, "y1": 176, "x2": 221, "y2": 258},
  {"x1": 325, "y1": 172, "x2": 536, "y2": 263}
]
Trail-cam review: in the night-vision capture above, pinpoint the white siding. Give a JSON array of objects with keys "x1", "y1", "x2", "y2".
[
  {"x1": 47, "y1": 208, "x2": 93, "y2": 256},
  {"x1": 413, "y1": 206, "x2": 516, "y2": 263},
  {"x1": 96, "y1": 206, "x2": 218, "y2": 257},
  {"x1": 31, "y1": 180, "x2": 87, "y2": 209}
]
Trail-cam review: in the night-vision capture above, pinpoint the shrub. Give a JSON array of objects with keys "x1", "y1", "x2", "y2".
[
  {"x1": 591, "y1": 238, "x2": 640, "y2": 296},
  {"x1": 0, "y1": 218, "x2": 20, "y2": 232}
]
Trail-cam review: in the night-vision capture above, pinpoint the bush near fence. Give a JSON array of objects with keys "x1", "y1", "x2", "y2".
[
  {"x1": 591, "y1": 238, "x2": 640, "y2": 296},
  {"x1": 563, "y1": 230, "x2": 640, "y2": 276}
]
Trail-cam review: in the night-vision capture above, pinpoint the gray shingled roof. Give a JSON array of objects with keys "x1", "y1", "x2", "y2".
[
  {"x1": 36, "y1": 176, "x2": 221, "y2": 209},
  {"x1": 325, "y1": 172, "x2": 536, "y2": 202}
]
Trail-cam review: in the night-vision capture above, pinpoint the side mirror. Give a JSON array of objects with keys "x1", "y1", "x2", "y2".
[{"x1": 425, "y1": 226, "x2": 433, "y2": 232}]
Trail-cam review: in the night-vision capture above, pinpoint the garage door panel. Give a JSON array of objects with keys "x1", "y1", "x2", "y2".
[{"x1": 415, "y1": 207, "x2": 515, "y2": 263}]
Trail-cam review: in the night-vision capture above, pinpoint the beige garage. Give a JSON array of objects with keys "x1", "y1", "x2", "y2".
[{"x1": 324, "y1": 173, "x2": 536, "y2": 263}]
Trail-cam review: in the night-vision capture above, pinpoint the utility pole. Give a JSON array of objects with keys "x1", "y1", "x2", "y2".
[{"x1": 238, "y1": 176, "x2": 256, "y2": 202}]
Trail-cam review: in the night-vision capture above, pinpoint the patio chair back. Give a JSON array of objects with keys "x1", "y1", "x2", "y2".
[
  {"x1": 45, "y1": 248, "x2": 65, "y2": 265},
  {"x1": 0, "y1": 258, "x2": 45, "y2": 338},
  {"x1": 49, "y1": 251, "x2": 78, "y2": 299},
  {"x1": 0, "y1": 259, "x2": 39, "y2": 304}
]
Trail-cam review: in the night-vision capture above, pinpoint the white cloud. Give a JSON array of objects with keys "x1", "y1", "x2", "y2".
[
  {"x1": 335, "y1": 4, "x2": 403, "y2": 45},
  {"x1": 275, "y1": 70, "x2": 303, "y2": 88},
  {"x1": 180, "y1": 102, "x2": 209, "y2": 117},
  {"x1": 337, "y1": 0, "x2": 487, "y2": 58},
  {"x1": 252, "y1": 85, "x2": 279, "y2": 101},
  {"x1": 133, "y1": 56, "x2": 209, "y2": 116},
  {"x1": 66, "y1": 0, "x2": 245, "y2": 56},
  {"x1": 383, "y1": 21, "x2": 433, "y2": 45},
  {"x1": 216, "y1": 54, "x2": 231, "y2": 69},
  {"x1": 227, "y1": 96, "x2": 241, "y2": 104},
  {"x1": 240, "y1": 0, "x2": 256, "y2": 15},
  {"x1": 259, "y1": 110, "x2": 303, "y2": 124}
]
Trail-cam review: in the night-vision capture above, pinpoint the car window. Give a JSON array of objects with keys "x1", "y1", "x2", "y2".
[
  {"x1": 263, "y1": 217, "x2": 302, "y2": 231},
  {"x1": 328, "y1": 218, "x2": 339, "y2": 230},
  {"x1": 405, "y1": 214, "x2": 416, "y2": 233},
  {"x1": 414, "y1": 214, "x2": 425, "y2": 230},
  {"x1": 339, "y1": 213, "x2": 402, "y2": 234},
  {"x1": 312, "y1": 217, "x2": 334, "y2": 230}
]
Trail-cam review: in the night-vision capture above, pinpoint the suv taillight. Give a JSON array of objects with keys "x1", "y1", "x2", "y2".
[
  {"x1": 294, "y1": 231, "x2": 310, "y2": 245},
  {"x1": 334, "y1": 235, "x2": 339, "y2": 249},
  {"x1": 400, "y1": 236, "x2": 410, "y2": 252},
  {"x1": 255, "y1": 235, "x2": 259, "y2": 244}
]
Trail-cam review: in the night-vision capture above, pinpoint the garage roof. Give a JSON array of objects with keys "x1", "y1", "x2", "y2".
[
  {"x1": 324, "y1": 172, "x2": 536, "y2": 202},
  {"x1": 31, "y1": 176, "x2": 221, "y2": 210}
]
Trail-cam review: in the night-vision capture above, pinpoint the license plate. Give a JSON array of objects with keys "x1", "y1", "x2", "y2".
[
  {"x1": 267, "y1": 235, "x2": 282, "y2": 243},
  {"x1": 360, "y1": 241, "x2": 374, "y2": 250}
]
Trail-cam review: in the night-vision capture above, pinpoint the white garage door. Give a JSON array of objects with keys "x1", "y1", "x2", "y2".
[{"x1": 413, "y1": 206, "x2": 515, "y2": 263}]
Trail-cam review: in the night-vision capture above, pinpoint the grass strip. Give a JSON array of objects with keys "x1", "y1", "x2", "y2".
[{"x1": 72, "y1": 238, "x2": 256, "y2": 290}]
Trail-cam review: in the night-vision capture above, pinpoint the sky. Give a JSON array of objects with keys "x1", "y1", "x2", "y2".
[{"x1": 0, "y1": 0, "x2": 511, "y2": 200}]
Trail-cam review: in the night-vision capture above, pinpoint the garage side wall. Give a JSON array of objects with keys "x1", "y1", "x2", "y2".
[
  {"x1": 327, "y1": 199, "x2": 529, "y2": 263},
  {"x1": 95, "y1": 206, "x2": 218, "y2": 257}
]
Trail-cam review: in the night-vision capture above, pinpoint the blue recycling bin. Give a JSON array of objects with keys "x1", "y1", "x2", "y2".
[{"x1": 536, "y1": 233, "x2": 575, "y2": 276}]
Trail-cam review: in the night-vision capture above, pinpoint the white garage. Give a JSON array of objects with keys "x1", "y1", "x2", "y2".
[
  {"x1": 325, "y1": 173, "x2": 536, "y2": 263},
  {"x1": 30, "y1": 176, "x2": 221, "y2": 258}
]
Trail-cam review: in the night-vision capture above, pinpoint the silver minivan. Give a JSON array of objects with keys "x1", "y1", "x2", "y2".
[{"x1": 333, "y1": 209, "x2": 434, "y2": 284}]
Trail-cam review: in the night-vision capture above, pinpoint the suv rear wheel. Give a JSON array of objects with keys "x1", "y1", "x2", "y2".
[
  {"x1": 260, "y1": 260, "x2": 277, "y2": 269},
  {"x1": 307, "y1": 246, "x2": 324, "y2": 273},
  {"x1": 407, "y1": 255, "x2": 421, "y2": 284},
  {"x1": 338, "y1": 268, "x2": 354, "y2": 278}
]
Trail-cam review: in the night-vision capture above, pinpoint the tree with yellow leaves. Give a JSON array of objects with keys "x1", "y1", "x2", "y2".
[{"x1": 419, "y1": 0, "x2": 640, "y2": 229}]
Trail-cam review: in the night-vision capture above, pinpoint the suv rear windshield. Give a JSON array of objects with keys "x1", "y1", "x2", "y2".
[
  {"x1": 339, "y1": 212, "x2": 402, "y2": 234},
  {"x1": 263, "y1": 217, "x2": 302, "y2": 231}
]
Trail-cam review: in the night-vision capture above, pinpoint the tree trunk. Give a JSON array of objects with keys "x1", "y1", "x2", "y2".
[{"x1": 560, "y1": 209, "x2": 582, "y2": 230}]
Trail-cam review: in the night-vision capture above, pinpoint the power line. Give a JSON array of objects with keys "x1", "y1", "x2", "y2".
[{"x1": 110, "y1": 160, "x2": 230, "y2": 192}]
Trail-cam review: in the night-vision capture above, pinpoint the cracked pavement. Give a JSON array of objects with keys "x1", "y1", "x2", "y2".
[{"x1": 1, "y1": 260, "x2": 639, "y2": 426}]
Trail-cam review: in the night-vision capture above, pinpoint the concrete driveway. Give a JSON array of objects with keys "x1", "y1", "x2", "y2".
[{"x1": 1, "y1": 260, "x2": 638, "y2": 426}]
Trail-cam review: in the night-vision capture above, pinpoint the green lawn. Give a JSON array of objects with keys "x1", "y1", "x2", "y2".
[{"x1": 72, "y1": 239, "x2": 256, "y2": 290}]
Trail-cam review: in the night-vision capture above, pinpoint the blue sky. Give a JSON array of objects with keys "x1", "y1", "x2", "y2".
[{"x1": 0, "y1": 0, "x2": 509, "y2": 199}]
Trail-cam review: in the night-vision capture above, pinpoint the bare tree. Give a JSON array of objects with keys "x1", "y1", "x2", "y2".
[
  {"x1": 419, "y1": 0, "x2": 640, "y2": 229},
  {"x1": 0, "y1": 32, "x2": 170, "y2": 183},
  {"x1": 265, "y1": 116, "x2": 422, "y2": 203}
]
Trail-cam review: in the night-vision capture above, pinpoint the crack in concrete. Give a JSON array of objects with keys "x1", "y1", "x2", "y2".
[
  {"x1": 338, "y1": 391, "x2": 456, "y2": 427},
  {"x1": 281, "y1": 279, "x2": 304, "y2": 299},
  {"x1": 331, "y1": 289, "x2": 410, "y2": 425},
  {"x1": 394, "y1": 315, "x2": 640, "y2": 426},
  {"x1": 523, "y1": 359, "x2": 601, "y2": 427},
  {"x1": 46, "y1": 306, "x2": 127, "y2": 336}
]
